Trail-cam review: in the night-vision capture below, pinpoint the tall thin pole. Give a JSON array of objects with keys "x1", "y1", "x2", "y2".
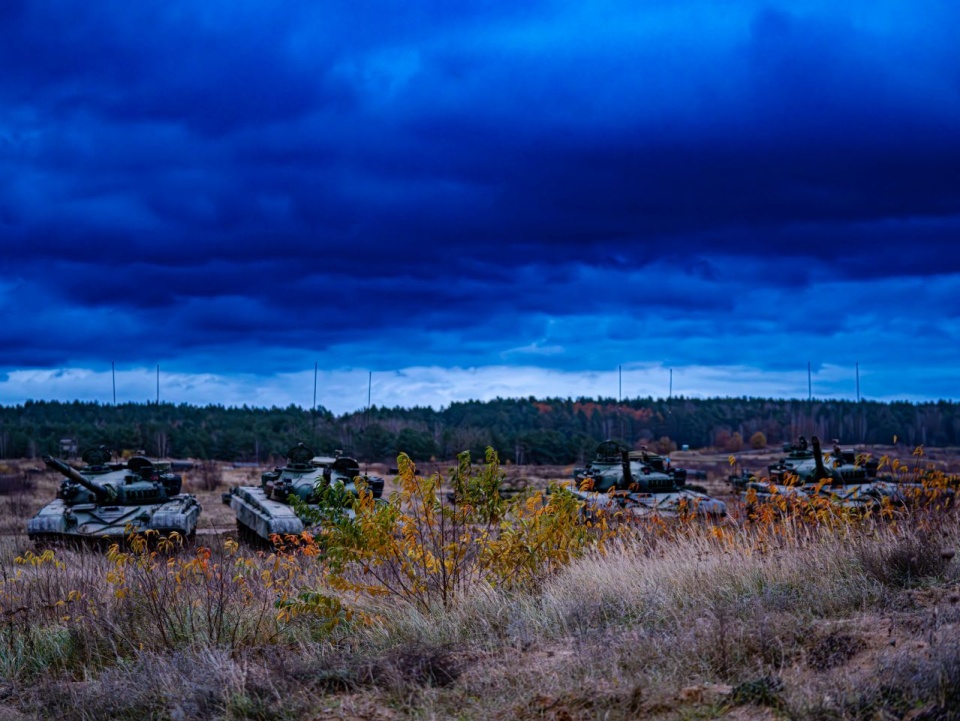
[
  {"x1": 807, "y1": 361, "x2": 812, "y2": 401},
  {"x1": 856, "y1": 361, "x2": 862, "y2": 443},
  {"x1": 312, "y1": 362, "x2": 318, "y2": 442},
  {"x1": 156, "y1": 364, "x2": 160, "y2": 405},
  {"x1": 365, "y1": 371, "x2": 373, "y2": 430},
  {"x1": 668, "y1": 368, "x2": 675, "y2": 444},
  {"x1": 617, "y1": 366, "x2": 624, "y2": 441},
  {"x1": 112, "y1": 362, "x2": 116, "y2": 405}
]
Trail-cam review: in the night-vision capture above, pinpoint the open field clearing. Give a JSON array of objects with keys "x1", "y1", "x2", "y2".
[
  {"x1": 0, "y1": 449, "x2": 957, "y2": 720},
  {"x1": 3, "y1": 444, "x2": 957, "y2": 533}
]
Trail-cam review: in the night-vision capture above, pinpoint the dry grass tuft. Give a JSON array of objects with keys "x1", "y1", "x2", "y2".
[
  {"x1": 805, "y1": 631, "x2": 866, "y2": 669},
  {"x1": 855, "y1": 527, "x2": 952, "y2": 588},
  {"x1": 20, "y1": 648, "x2": 322, "y2": 721}
]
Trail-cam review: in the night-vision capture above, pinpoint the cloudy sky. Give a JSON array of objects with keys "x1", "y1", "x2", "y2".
[{"x1": 2, "y1": 1, "x2": 958, "y2": 414}]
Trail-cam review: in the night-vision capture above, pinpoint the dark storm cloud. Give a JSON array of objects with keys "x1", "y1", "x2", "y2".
[{"x1": 2, "y1": 0, "x2": 960, "y2": 394}]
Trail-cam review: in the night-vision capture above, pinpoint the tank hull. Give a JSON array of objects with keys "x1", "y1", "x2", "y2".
[
  {"x1": 737, "y1": 478, "x2": 953, "y2": 515},
  {"x1": 563, "y1": 483, "x2": 727, "y2": 519},
  {"x1": 27, "y1": 494, "x2": 201, "y2": 542},
  {"x1": 223, "y1": 486, "x2": 306, "y2": 540},
  {"x1": 223, "y1": 486, "x2": 358, "y2": 543}
]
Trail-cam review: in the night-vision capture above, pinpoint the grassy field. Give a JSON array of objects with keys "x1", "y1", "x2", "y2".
[{"x1": 0, "y1": 449, "x2": 957, "y2": 720}]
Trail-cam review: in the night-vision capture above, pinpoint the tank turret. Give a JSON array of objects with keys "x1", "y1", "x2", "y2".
[
  {"x1": 222, "y1": 442, "x2": 385, "y2": 545},
  {"x1": 27, "y1": 446, "x2": 201, "y2": 545}
]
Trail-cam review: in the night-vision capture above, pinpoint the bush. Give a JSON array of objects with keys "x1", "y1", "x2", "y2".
[
  {"x1": 750, "y1": 431, "x2": 767, "y2": 449},
  {"x1": 655, "y1": 436, "x2": 677, "y2": 455},
  {"x1": 309, "y1": 449, "x2": 607, "y2": 612}
]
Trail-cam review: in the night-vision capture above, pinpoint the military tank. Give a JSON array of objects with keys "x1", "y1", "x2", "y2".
[
  {"x1": 736, "y1": 436, "x2": 950, "y2": 513},
  {"x1": 222, "y1": 443, "x2": 385, "y2": 545},
  {"x1": 729, "y1": 437, "x2": 816, "y2": 510},
  {"x1": 566, "y1": 440, "x2": 726, "y2": 518},
  {"x1": 28, "y1": 446, "x2": 201, "y2": 545},
  {"x1": 728, "y1": 470, "x2": 812, "y2": 514}
]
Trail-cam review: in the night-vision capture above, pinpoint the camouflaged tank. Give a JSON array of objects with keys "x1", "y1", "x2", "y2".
[
  {"x1": 566, "y1": 440, "x2": 726, "y2": 518},
  {"x1": 222, "y1": 443, "x2": 385, "y2": 545},
  {"x1": 28, "y1": 447, "x2": 201, "y2": 545},
  {"x1": 734, "y1": 436, "x2": 949, "y2": 512},
  {"x1": 728, "y1": 438, "x2": 816, "y2": 509}
]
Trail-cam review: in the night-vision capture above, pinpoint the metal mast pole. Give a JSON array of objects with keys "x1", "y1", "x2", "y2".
[
  {"x1": 618, "y1": 365, "x2": 623, "y2": 441},
  {"x1": 856, "y1": 361, "x2": 862, "y2": 443},
  {"x1": 313, "y1": 361, "x2": 319, "y2": 442}
]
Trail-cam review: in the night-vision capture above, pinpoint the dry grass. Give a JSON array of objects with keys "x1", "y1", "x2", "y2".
[
  {"x1": 0, "y1": 512, "x2": 957, "y2": 719},
  {"x1": 0, "y1": 454, "x2": 958, "y2": 720}
]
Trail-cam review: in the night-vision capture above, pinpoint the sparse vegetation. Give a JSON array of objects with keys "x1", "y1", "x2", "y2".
[{"x1": 0, "y1": 451, "x2": 957, "y2": 720}]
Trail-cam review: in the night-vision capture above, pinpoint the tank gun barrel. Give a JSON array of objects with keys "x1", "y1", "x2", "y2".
[
  {"x1": 810, "y1": 436, "x2": 833, "y2": 484},
  {"x1": 620, "y1": 448, "x2": 633, "y2": 490},
  {"x1": 42, "y1": 455, "x2": 113, "y2": 501}
]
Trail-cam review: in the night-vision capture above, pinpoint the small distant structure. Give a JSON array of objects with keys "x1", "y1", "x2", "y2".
[
  {"x1": 681, "y1": 444, "x2": 690, "y2": 451},
  {"x1": 59, "y1": 438, "x2": 78, "y2": 457}
]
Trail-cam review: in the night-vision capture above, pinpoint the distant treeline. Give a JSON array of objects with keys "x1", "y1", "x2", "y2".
[{"x1": 0, "y1": 397, "x2": 957, "y2": 464}]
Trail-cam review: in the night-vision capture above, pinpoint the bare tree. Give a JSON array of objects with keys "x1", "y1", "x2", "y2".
[{"x1": 198, "y1": 460, "x2": 223, "y2": 491}]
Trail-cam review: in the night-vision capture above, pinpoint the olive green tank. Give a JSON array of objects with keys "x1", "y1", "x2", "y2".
[
  {"x1": 222, "y1": 442, "x2": 385, "y2": 544},
  {"x1": 566, "y1": 440, "x2": 726, "y2": 518},
  {"x1": 733, "y1": 436, "x2": 953, "y2": 512},
  {"x1": 28, "y1": 446, "x2": 201, "y2": 544}
]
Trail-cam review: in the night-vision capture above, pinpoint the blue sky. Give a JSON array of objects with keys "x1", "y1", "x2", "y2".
[{"x1": 2, "y1": 1, "x2": 959, "y2": 414}]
